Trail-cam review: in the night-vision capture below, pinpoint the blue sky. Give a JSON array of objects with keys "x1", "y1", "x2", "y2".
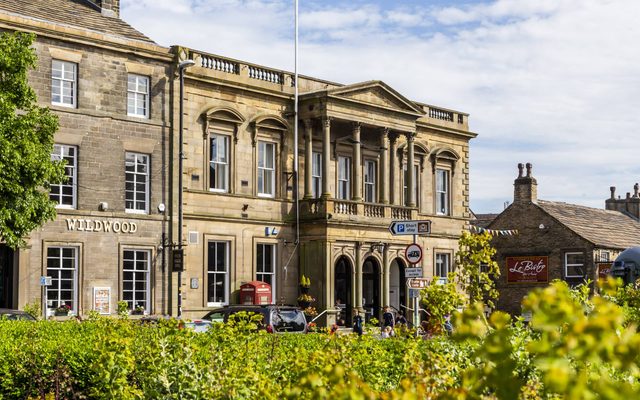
[{"x1": 121, "y1": 0, "x2": 640, "y2": 213}]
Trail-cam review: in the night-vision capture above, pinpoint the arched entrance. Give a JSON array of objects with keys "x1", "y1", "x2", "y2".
[
  {"x1": 334, "y1": 256, "x2": 353, "y2": 326},
  {"x1": 362, "y1": 257, "x2": 381, "y2": 322},
  {"x1": 389, "y1": 258, "x2": 406, "y2": 315}
]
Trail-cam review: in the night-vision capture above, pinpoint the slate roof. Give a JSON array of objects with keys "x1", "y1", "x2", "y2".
[
  {"x1": 0, "y1": 0, "x2": 155, "y2": 44},
  {"x1": 537, "y1": 200, "x2": 640, "y2": 249},
  {"x1": 470, "y1": 213, "x2": 499, "y2": 229}
]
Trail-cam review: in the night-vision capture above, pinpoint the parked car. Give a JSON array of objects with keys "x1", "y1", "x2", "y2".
[
  {"x1": 0, "y1": 308, "x2": 36, "y2": 321},
  {"x1": 183, "y1": 319, "x2": 213, "y2": 333},
  {"x1": 201, "y1": 305, "x2": 308, "y2": 333}
]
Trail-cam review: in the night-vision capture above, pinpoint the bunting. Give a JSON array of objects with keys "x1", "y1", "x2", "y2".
[{"x1": 469, "y1": 225, "x2": 519, "y2": 236}]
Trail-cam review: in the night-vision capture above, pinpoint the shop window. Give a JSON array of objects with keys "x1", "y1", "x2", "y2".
[
  {"x1": 46, "y1": 247, "x2": 77, "y2": 314},
  {"x1": 207, "y1": 241, "x2": 229, "y2": 306},
  {"x1": 257, "y1": 243, "x2": 276, "y2": 303},
  {"x1": 122, "y1": 249, "x2": 150, "y2": 313}
]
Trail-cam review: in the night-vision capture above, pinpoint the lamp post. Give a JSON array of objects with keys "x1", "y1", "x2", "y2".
[{"x1": 177, "y1": 59, "x2": 195, "y2": 318}]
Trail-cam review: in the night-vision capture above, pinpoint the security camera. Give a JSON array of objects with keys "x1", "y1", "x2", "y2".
[{"x1": 157, "y1": 203, "x2": 166, "y2": 213}]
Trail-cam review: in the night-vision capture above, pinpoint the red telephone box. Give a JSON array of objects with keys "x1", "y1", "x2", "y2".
[{"x1": 240, "y1": 281, "x2": 272, "y2": 305}]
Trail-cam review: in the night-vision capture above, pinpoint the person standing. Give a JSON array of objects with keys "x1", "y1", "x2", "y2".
[
  {"x1": 352, "y1": 309, "x2": 364, "y2": 336},
  {"x1": 382, "y1": 306, "x2": 395, "y2": 330}
]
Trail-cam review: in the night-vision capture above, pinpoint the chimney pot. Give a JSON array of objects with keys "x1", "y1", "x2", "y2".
[
  {"x1": 634, "y1": 183, "x2": 639, "y2": 198},
  {"x1": 517, "y1": 163, "x2": 524, "y2": 178},
  {"x1": 525, "y1": 162, "x2": 532, "y2": 178},
  {"x1": 513, "y1": 163, "x2": 537, "y2": 204},
  {"x1": 610, "y1": 186, "x2": 616, "y2": 199}
]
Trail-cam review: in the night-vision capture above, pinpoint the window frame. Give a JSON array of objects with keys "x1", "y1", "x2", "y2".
[
  {"x1": 364, "y1": 159, "x2": 377, "y2": 203},
  {"x1": 209, "y1": 133, "x2": 230, "y2": 193},
  {"x1": 337, "y1": 155, "x2": 351, "y2": 200},
  {"x1": 257, "y1": 140, "x2": 276, "y2": 198},
  {"x1": 312, "y1": 151, "x2": 322, "y2": 199},
  {"x1": 207, "y1": 241, "x2": 230, "y2": 307},
  {"x1": 127, "y1": 74, "x2": 150, "y2": 118},
  {"x1": 256, "y1": 243, "x2": 277, "y2": 303},
  {"x1": 45, "y1": 246, "x2": 78, "y2": 315},
  {"x1": 564, "y1": 252, "x2": 585, "y2": 278},
  {"x1": 435, "y1": 168, "x2": 450, "y2": 216},
  {"x1": 50, "y1": 144, "x2": 77, "y2": 209},
  {"x1": 51, "y1": 59, "x2": 77, "y2": 108},
  {"x1": 122, "y1": 249, "x2": 151, "y2": 313},
  {"x1": 125, "y1": 152, "x2": 150, "y2": 214},
  {"x1": 435, "y1": 252, "x2": 453, "y2": 282}
]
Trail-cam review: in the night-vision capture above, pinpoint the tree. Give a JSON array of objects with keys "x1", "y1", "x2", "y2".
[
  {"x1": 454, "y1": 230, "x2": 500, "y2": 308},
  {"x1": 0, "y1": 32, "x2": 64, "y2": 248}
]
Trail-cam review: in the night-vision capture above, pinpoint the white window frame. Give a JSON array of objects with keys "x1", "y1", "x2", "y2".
[
  {"x1": 436, "y1": 168, "x2": 450, "y2": 215},
  {"x1": 125, "y1": 152, "x2": 150, "y2": 214},
  {"x1": 257, "y1": 141, "x2": 276, "y2": 197},
  {"x1": 207, "y1": 241, "x2": 230, "y2": 306},
  {"x1": 364, "y1": 159, "x2": 377, "y2": 203},
  {"x1": 600, "y1": 251, "x2": 610, "y2": 262},
  {"x1": 257, "y1": 243, "x2": 277, "y2": 303},
  {"x1": 122, "y1": 249, "x2": 151, "y2": 313},
  {"x1": 337, "y1": 156, "x2": 351, "y2": 200},
  {"x1": 565, "y1": 252, "x2": 585, "y2": 278},
  {"x1": 50, "y1": 144, "x2": 77, "y2": 209},
  {"x1": 209, "y1": 134, "x2": 230, "y2": 192},
  {"x1": 435, "y1": 252, "x2": 452, "y2": 282},
  {"x1": 46, "y1": 246, "x2": 78, "y2": 315},
  {"x1": 312, "y1": 152, "x2": 322, "y2": 199},
  {"x1": 127, "y1": 74, "x2": 149, "y2": 118},
  {"x1": 52, "y1": 60, "x2": 77, "y2": 107}
]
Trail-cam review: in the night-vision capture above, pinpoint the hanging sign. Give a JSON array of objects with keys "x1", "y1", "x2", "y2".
[{"x1": 506, "y1": 256, "x2": 548, "y2": 283}]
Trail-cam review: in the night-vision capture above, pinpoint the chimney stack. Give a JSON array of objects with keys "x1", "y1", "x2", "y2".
[
  {"x1": 89, "y1": 0, "x2": 120, "y2": 18},
  {"x1": 513, "y1": 162, "x2": 537, "y2": 204}
]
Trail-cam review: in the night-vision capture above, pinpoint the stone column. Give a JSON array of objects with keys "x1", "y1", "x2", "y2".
[
  {"x1": 382, "y1": 244, "x2": 390, "y2": 309},
  {"x1": 379, "y1": 128, "x2": 389, "y2": 204},
  {"x1": 322, "y1": 117, "x2": 331, "y2": 198},
  {"x1": 389, "y1": 134, "x2": 398, "y2": 205},
  {"x1": 406, "y1": 132, "x2": 416, "y2": 207},
  {"x1": 355, "y1": 241, "x2": 363, "y2": 311},
  {"x1": 352, "y1": 122, "x2": 362, "y2": 201},
  {"x1": 303, "y1": 119, "x2": 313, "y2": 199}
]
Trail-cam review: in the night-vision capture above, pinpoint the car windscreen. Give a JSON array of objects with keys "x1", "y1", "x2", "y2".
[
  {"x1": 270, "y1": 309, "x2": 306, "y2": 332},
  {"x1": 0, "y1": 313, "x2": 35, "y2": 321}
]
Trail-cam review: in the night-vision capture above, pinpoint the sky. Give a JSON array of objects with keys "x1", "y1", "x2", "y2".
[{"x1": 120, "y1": 0, "x2": 640, "y2": 213}]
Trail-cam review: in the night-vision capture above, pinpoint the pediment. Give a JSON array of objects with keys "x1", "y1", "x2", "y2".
[{"x1": 327, "y1": 81, "x2": 425, "y2": 116}]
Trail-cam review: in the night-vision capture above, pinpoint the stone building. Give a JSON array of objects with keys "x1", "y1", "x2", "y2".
[
  {"x1": 487, "y1": 163, "x2": 640, "y2": 315},
  {"x1": 0, "y1": 0, "x2": 477, "y2": 322},
  {"x1": 175, "y1": 48, "x2": 476, "y2": 323},
  {"x1": 0, "y1": 0, "x2": 173, "y2": 316}
]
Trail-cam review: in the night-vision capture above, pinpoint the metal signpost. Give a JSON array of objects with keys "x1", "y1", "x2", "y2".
[{"x1": 40, "y1": 276, "x2": 52, "y2": 319}]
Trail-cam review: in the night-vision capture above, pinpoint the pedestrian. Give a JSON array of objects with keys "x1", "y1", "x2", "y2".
[
  {"x1": 381, "y1": 325, "x2": 393, "y2": 339},
  {"x1": 382, "y1": 306, "x2": 395, "y2": 330},
  {"x1": 395, "y1": 310, "x2": 407, "y2": 326},
  {"x1": 352, "y1": 309, "x2": 363, "y2": 336}
]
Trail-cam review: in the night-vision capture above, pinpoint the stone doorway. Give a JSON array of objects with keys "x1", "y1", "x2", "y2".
[
  {"x1": 389, "y1": 257, "x2": 407, "y2": 315},
  {"x1": 362, "y1": 256, "x2": 381, "y2": 322},
  {"x1": 334, "y1": 256, "x2": 352, "y2": 326}
]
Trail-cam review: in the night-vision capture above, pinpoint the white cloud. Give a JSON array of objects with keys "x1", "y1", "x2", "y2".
[{"x1": 121, "y1": 0, "x2": 640, "y2": 213}]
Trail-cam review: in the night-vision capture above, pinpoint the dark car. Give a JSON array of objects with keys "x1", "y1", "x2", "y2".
[
  {"x1": 0, "y1": 309, "x2": 36, "y2": 321},
  {"x1": 201, "y1": 305, "x2": 307, "y2": 333}
]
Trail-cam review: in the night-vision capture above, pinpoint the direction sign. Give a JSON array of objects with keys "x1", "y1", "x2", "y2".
[
  {"x1": 404, "y1": 267, "x2": 423, "y2": 278},
  {"x1": 388, "y1": 220, "x2": 431, "y2": 236},
  {"x1": 406, "y1": 278, "x2": 430, "y2": 289},
  {"x1": 405, "y1": 243, "x2": 423, "y2": 264}
]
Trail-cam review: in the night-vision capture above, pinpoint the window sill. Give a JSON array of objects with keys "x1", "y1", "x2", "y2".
[
  {"x1": 127, "y1": 113, "x2": 149, "y2": 119},
  {"x1": 125, "y1": 210, "x2": 148, "y2": 215}
]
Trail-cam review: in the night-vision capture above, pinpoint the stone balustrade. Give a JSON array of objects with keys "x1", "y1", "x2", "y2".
[
  {"x1": 301, "y1": 198, "x2": 416, "y2": 224},
  {"x1": 189, "y1": 49, "x2": 289, "y2": 86}
]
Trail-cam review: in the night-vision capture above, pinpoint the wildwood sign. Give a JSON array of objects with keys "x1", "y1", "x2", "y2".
[
  {"x1": 65, "y1": 218, "x2": 138, "y2": 234},
  {"x1": 506, "y1": 256, "x2": 548, "y2": 283}
]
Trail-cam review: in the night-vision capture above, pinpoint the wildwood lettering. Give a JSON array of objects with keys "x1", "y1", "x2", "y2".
[
  {"x1": 506, "y1": 256, "x2": 548, "y2": 283},
  {"x1": 65, "y1": 219, "x2": 138, "y2": 234}
]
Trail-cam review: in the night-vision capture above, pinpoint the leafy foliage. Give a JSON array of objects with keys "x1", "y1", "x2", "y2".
[
  {"x1": 420, "y1": 279, "x2": 465, "y2": 334},
  {"x1": 454, "y1": 231, "x2": 500, "y2": 308},
  {"x1": 0, "y1": 32, "x2": 64, "y2": 248}
]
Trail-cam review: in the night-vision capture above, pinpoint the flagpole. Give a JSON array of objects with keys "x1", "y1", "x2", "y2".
[{"x1": 294, "y1": 0, "x2": 300, "y2": 247}]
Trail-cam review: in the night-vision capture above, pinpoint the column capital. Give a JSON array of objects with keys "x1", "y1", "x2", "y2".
[
  {"x1": 322, "y1": 116, "x2": 332, "y2": 128},
  {"x1": 406, "y1": 131, "x2": 417, "y2": 142},
  {"x1": 351, "y1": 121, "x2": 361, "y2": 131},
  {"x1": 389, "y1": 132, "x2": 399, "y2": 144}
]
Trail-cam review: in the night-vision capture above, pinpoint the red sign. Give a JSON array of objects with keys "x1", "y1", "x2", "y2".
[
  {"x1": 507, "y1": 256, "x2": 548, "y2": 283},
  {"x1": 597, "y1": 262, "x2": 612, "y2": 279}
]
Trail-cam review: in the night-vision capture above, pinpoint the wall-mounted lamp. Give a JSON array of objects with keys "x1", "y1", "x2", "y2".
[
  {"x1": 242, "y1": 204, "x2": 249, "y2": 211},
  {"x1": 370, "y1": 241, "x2": 385, "y2": 253},
  {"x1": 98, "y1": 202, "x2": 108, "y2": 211}
]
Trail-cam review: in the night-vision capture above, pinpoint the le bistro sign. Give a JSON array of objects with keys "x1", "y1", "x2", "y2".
[{"x1": 507, "y1": 256, "x2": 549, "y2": 284}]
